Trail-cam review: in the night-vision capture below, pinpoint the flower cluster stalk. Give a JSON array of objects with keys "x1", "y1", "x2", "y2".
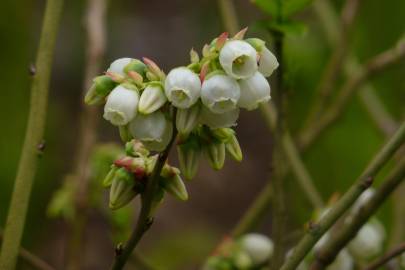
[{"x1": 0, "y1": 0, "x2": 64, "y2": 269}]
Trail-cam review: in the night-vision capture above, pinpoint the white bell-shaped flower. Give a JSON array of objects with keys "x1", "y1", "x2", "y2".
[
  {"x1": 328, "y1": 249, "x2": 354, "y2": 270},
  {"x1": 348, "y1": 220, "x2": 386, "y2": 260},
  {"x1": 239, "y1": 233, "x2": 274, "y2": 265},
  {"x1": 219, "y1": 40, "x2": 258, "y2": 79},
  {"x1": 238, "y1": 71, "x2": 271, "y2": 110},
  {"x1": 200, "y1": 106, "x2": 239, "y2": 129},
  {"x1": 164, "y1": 67, "x2": 201, "y2": 109},
  {"x1": 103, "y1": 85, "x2": 139, "y2": 126},
  {"x1": 129, "y1": 111, "x2": 172, "y2": 151},
  {"x1": 258, "y1": 47, "x2": 279, "y2": 77},
  {"x1": 107, "y1": 58, "x2": 133, "y2": 76},
  {"x1": 138, "y1": 83, "x2": 167, "y2": 114},
  {"x1": 201, "y1": 74, "x2": 240, "y2": 114}
]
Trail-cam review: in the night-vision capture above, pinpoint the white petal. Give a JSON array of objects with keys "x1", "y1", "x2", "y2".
[
  {"x1": 238, "y1": 71, "x2": 271, "y2": 110},
  {"x1": 164, "y1": 67, "x2": 201, "y2": 109},
  {"x1": 103, "y1": 85, "x2": 139, "y2": 126},
  {"x1": 143, "y1": 120, "x2": 173, "y2": 151},
  {"x1": 200, "y1": 106, "x2": 239, "y2": 129},
  {"x1": 129, "y1": 111, "x2": 167, "y2": 142},
  {"x1": 107, "y1": 58, "x2": 133, "y2": 76},
  {"x1": 258, "y1": 47, "x2": 278, "y2": 77},
  {"x1": 201, "y1": 74, "x2": 240, "y2": 114},
  {"x1": 138, "y1": 84, "x2": 167, "y2": 114},
  {"x1": 219, "y1": 40, "x2": 258, "y2": 79}
]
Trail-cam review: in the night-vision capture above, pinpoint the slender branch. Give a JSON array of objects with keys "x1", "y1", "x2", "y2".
[
  {"x1": 313, "y1": 0, "x2": 399, "y2": 137},
  {"x1": 363, "y1": 242, "x2": 405, "y2": 270},
  {"x1": 110, "y1": 110, "x2": 178, "y2": 270},
  {"x1": 0, "y1": 230, "x2": 55, "y2": 270},
  {"x1": 298, "y1": 39, "x2": 405, "y2": 150},
  {"x1": 217, "y1": 0, "x2": 239, "y2": 35},
  {"x1": 66, "y1": 0, "x2": 108, "y2": 269},
  {"x1": 0, "y1": 0, "x2": 64, "y2": 269},
  {"x1": 280, "y1": 121, "x2": 405, "y2": 270},
  {"x1": 310, "y1": 157, "x2": 405, "y2": 270},
  {"x1": 304, "y1": 0, "x2": 362, "y2": 125}
]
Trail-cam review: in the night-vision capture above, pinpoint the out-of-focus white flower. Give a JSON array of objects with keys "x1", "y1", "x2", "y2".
[
  {"x1": 176, "y1": 103, "x2": 201, "y2": 135},
  {"x1": 103, "y1": 85, "x2": 139, "y2": 126},
  {"x1": 239, "y1": 233, "x2": 274, "y2": 265},
  {"x1": 219, "y1": 40, "x2": 258, "y2": 79},
  {"x1": 200, "y1": 106, "x2": 239, "y2": 129},
  {"x1": 351, "y1": 188, "x2": 375, "y2": 214},
  {"x1": 138, "y1": 83, "x2": 167, "y2": 114},
  {"x1": 238, "y1": 71, "x2": 271, "y2": 110},
  {"x1": 164, "y1": 67, "x2": 201, "y2": 109},
  {"x1": 328, "y1": 249, "x2": 354, "y2": 270},
  {"x1": 348, "y1": 220, "x2": 386, "y2": 260},
  {"x1": 129, "y1": 111, "x2": 172, "y2": 151},
  {"x1": 201, "y1": 74, "x2": 240, "y2": 114},
  {"x1": 258, "y1": 47, "x2": 279, "y2": 77},
  {"x1": 107, "y1": 58, "x2": 133, "y2": 76}
]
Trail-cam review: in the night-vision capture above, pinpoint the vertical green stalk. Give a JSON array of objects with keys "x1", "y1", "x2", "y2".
[{"x1": 0, "y1": 0, "x2": 64, "y2": 269}]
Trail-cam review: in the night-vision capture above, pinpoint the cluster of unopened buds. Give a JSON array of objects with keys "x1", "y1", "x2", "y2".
[{"x1": 84, "y1": 28, "x2": 278, "y2": 209}]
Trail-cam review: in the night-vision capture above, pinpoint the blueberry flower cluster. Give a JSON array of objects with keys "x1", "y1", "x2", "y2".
[{"x1": 84, "y1": 28, "x2": 278, "y2": 209}]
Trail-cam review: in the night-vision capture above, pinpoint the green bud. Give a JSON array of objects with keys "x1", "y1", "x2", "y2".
[
  {"x1": 125, "y1": 140, "x2": 150, "y2": 157},
  {"x1": 109, "y1": 168, "x2": 139, "y2": 210},
  {"x1": 177, "y1": 141, "x2": 200, "y2": 180},
  {"x1": 119, "y1": 125, "x2": 133, "y2": 143},
  {"x1": 84, "y1": 75, "x2": 116, "y2": 105},
  {"x1": 103, "y1": 165, "x2": 119, "y2": 187},
  {"x1": 225, "y1": 133, "x2": 243, "y2": 162},
  {"x1": 203, "y1": 256, "x2": 233, "y2": 270},
  {"x1": 204, "y1": 142, "x2": 226, "y2": 170},
  {"x1": 176, "y1": 103, "x2": 201, "y2": 136},
  {"x1": 123, "y1": 59, "x2": 147, "y2": 77},
  {"x1": 161, "y1": 173, "x2": 188, "y2": 201},
  {"x1": 245, "y1": 38, "x2": 266, "y2": 52},
  {"x1": 232, "y1": 250, "x2": 253, "y2": 269},
  {"x1": 211, "y1": 128, "x2": 235, "y2": 142},
  {"x1": 190, "y1": 48, "x2": 200, "y2": 63}
]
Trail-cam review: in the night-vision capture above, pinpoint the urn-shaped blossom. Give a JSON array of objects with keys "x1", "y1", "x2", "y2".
[
  {"x1": 201, "y1": 74, "x2": 240, "y2": 114},
  {"x1": 258, "y1": 47, "x2": 279, "y2": 77},
  {"x1": 219, "y1": 40, "x2": 258, "y2": 79},
  {"x1": 107, "y1": 58, "x2": 133, "y2": 76},
  {"x1": 164, "y1": 67, "x2": 201, "y2": 109},
  {"x1": 238, "y1": 71, "x2": 271, "y2": 110},
  {"x1": 138, "y1": 83, "x2": 167, "y2": 114},
  {"x1": 200, "y1": 106, "x2": 239, "y2": 129},
  {"x1": 239, "y1": 233, "x2": 274, "y2": 266},
  {"x1": 103, "y1": 84, "x2": 139, "y2": 126}
]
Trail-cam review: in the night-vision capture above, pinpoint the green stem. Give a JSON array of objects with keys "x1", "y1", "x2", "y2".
[
  {"x1": 0, "y1": 0, "x2": 64, "y2": 269},
  {"x1": 310, "y1": 156, "x2": 405, "y2": 269},
  {"x1": 110, "y1": 110, "x2": 178, "y2": 270},
  {"x1": 280, "y1": 121, "x2": 405, "y2": 270},
  {"x1": 217, "y1": 0, "x2": 239, "y2": 35}
]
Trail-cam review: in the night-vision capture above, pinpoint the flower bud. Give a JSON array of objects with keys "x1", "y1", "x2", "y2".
[
  {"x1": 103, "y1": 165, "x2": 118, "y2": 187},
  {"x1": 114, "y1": 156, "x2": 146, "y2": 179},
  {"x1": 118, "y1": 125, "x2": 133, "y2": 143},
  {"x1": 348, "y1": 220, "x2": 385, "y2": 260},
  {"x1": 200, "y1": 106, "x2": 240, "y2": 129},
  {"x1": 245, "y1": 38, "x2": 266, "y2": 52},
  {"x1": 225, "y1": 133, "x2": 242, "y2": 162},
  {"x1": 123, "y1": 59, "x2": 147, "y2": 77},
  {"x1": 201, "y1": 74, "x2": 240, "y2": 114},
  {"x1": 176, "y1": 103, "x2": 201, "y2": 135},
  {"x1": 84, "y1": 75, "x2": 116, "y2": 105},
  {"x1": 258, "y1": 47, "x2": 278, "y2": 77},
  {"x1": 164, "y1": 67, "x2": 201, "y2": 109},
  {"x1": 107, "y1": 58, "x2": 133, "y2": 76},
  {"x1": 233, "y1": 251, "x2": 253, "y2": 269},
  {"x1": 204, "y1": 142, "x2": 226, "y2": 170},
  {"x1": 329, "y1": 249, "x2": 354, "y2": 270},
  {"x1": 103, "y1": 84, "x2": 139, "y2": 126},
  {"x1": 203, "y1": 256, "x2": 233, "y2": 270},
  {"x1": 239, "y1": 233, "x2": 274, "y2": 266},
  {"x1": 129, "y1": 111, "x2": 173, "y2": 151},
  {"x1": 238, "y1": 71, "x2": 271, "y2": 110},
  {"x1": 125, "y1": 140, "x2": 150, "y2": 157},
  {"x1": 161, "y1": 172, "x2": 188, "y2": 201},
  {"x1": 211, "y1": 128, "x2": 235, "y2": 142},
  {"x1": 138, "y1": 83, "x2": 167, "y2": 114},
  {"x1": 219, "y1": 40, "x2": 258, "y2": 79},
  {"x1": 109, "y1": 168, "x2": 140, "y2": 210},
  {"x1": 177, "y1": 141, "x2": 200, "y2": 180}
]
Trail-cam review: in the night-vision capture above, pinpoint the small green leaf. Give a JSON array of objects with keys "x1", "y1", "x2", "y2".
[
  {"x1": 251, "y1": 0, "x2": 277, "y2": 17},
  {"x1": 268, "y1": 20, "x2": 308, "y2": 36},
  {"x1": 283, "y1": 0, "x2": 314, "y2": 17}
]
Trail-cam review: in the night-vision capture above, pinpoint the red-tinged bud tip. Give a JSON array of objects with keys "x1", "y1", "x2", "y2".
[
  {"x1": 128, "y1": 70, "x2": 143, "y2": 82},
  {"x1": 216, "y1": 32, "x2": 229, "y2": 50},
  {"x1": 199, "y1": 63, "x2": 209, "y2": 82},
  {"x1": 142, "y1": 57, "x2": 160, "y2": 70},
  {"x1": 233, "y1": 27, "x2": 248, "y2": 40}
]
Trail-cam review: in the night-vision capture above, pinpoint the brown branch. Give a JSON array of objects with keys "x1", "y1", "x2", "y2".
[
  {"x1": 363, "y1": 242, "x2": 405, "y2": 270},
  {"x1": 298, "y1": 38, "x2": 405, "y2": 150}
]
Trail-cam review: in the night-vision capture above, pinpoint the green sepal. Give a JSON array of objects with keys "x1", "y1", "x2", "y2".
[{"x1": 124, "y1": 59, "x2": 147, "y2": 77}]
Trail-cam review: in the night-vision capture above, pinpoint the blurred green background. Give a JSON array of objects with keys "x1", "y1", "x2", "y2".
[{"x1": 0, "y1": 0, "x2": 404, "y2": 269}]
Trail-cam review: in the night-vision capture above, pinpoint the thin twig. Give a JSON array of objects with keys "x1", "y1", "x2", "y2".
[
  {"x1": 0, "y1": 0, "x2": 64, "y2": 269},
  {"x1": 217, "y1": 0, "x2": 239, "y2": 35},
  {"x1": 310, "y1": 157, "x2": 405, "y2": 269},
  {"x1": 110, "y1": 110, "x2": 178, "y2": 270},
  {"x1": 280, "y1": 121, "x2": 405, "y2": 270},
  {"x1": 66, "y1": 0, "x2": 108, "y2": 269},
  {"x1": 0, "y1": 230, "x2": 55, "y2": 270},
  {"x1": 304, "y1": 0, "x2": 362, "y2": 125},
  {"x1": 298, "y1": 39, "x2": 405, "y2": 150},
  {"x1": 363, "y1": 242, "x2": 405, "y2": 270}
]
